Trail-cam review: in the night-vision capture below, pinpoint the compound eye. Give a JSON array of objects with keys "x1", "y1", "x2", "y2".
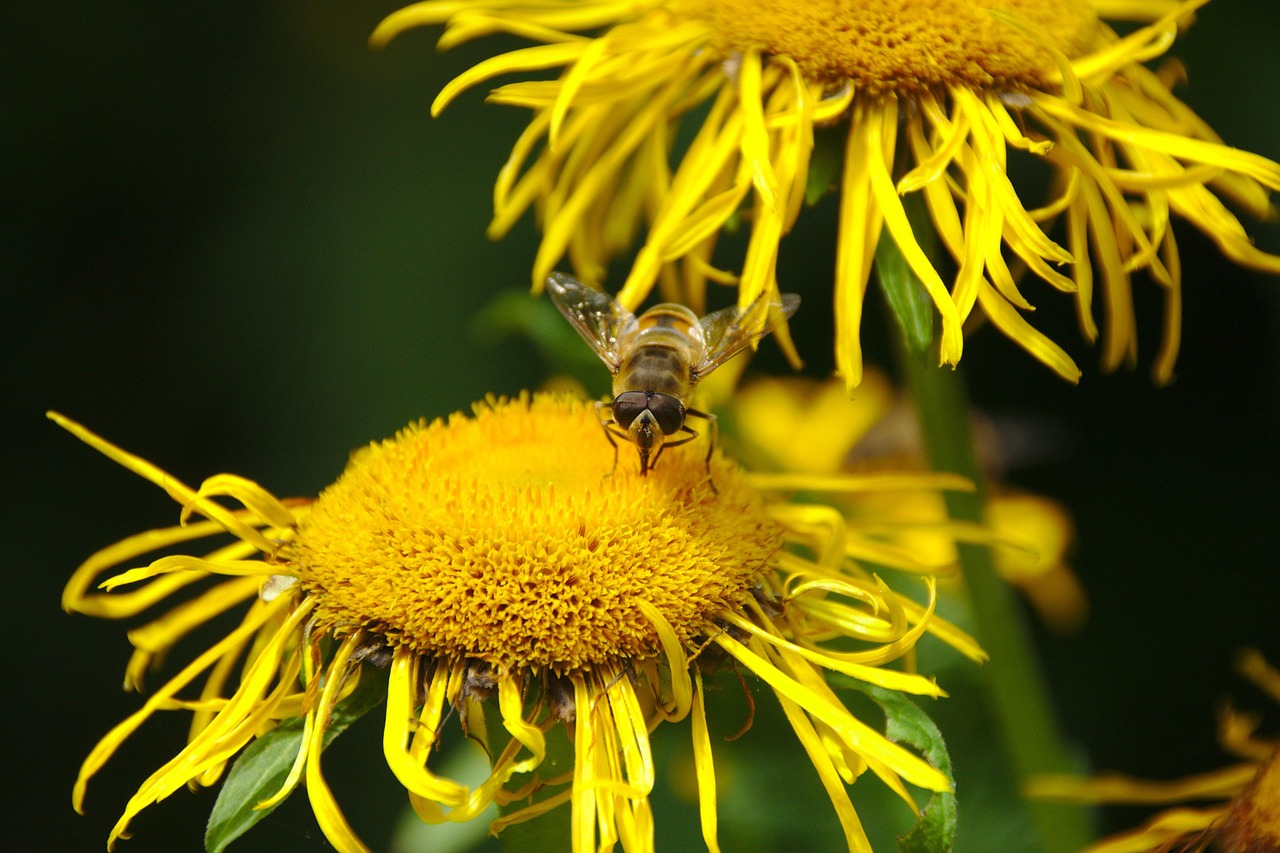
[
  {"x1": 611, "y1": 393, "x2": 649, "y2": 428},
  {"x1": 647, "y1": 394, "x2": 685, "y2": 435}
]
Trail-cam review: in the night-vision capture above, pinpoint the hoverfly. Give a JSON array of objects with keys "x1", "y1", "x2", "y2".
[{"x1": 547, "y1": 272, "x2": 800, "y2": 483}]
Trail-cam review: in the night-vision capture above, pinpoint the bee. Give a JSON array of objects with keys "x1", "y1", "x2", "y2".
[{"x1": 547, "y1": 272, "x2": 800, "y2": 483}]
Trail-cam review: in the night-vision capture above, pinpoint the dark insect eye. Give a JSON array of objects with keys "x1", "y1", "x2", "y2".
[
  {"x1": 647, "y1": 394, "x2": 685, "y2": 435},
  {"x1": 611, "y1": 393, "x2": 649, "y2": 428}
]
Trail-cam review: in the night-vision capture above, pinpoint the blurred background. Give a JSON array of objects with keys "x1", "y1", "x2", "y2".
[{"x1": 5, "y1": 1, "x2": 1278, "y2": 850}]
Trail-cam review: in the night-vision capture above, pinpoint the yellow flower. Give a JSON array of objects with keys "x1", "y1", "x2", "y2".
[
  {"x1": 372, "y1": 0, "x2": 1280, "y2": 388},
  {"x1": 53, "y1": 394, "x2": 985, "y2": 853},
  {"x1": 1029, "y1": 649, "x2": 1280, "y2": 853},
  {"x1": 730, "y1": 371, "x2": 1088, "y2": 632}
]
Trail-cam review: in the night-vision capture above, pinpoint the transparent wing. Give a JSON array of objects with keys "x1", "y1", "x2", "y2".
[
  {"x1": 546, "y1": 272, "x2": 637, "y2": 374},
  {"x1": 692, "y1": 292, "x2": 801, "y2": 380}
]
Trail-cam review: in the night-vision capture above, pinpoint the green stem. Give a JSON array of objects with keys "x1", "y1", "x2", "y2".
[{"x1": 877, "y1": 220, "x2": 1092, "y2": 853}]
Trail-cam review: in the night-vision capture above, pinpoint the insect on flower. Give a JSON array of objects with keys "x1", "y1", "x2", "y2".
[{"x1": 548, "y1": 272, "x2": 799, "y2": 483}]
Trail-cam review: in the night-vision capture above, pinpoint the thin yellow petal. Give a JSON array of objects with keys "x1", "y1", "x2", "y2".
[
  {"x1": 571, "y1": 673, "x2": 597, "y2": 853},
  {"x1": 305, "y1": 635, "x2": 371, "y2": 853},
  {"x1": 490, "y1": 789, "x2": 574, "y2": 835},
  {"x1": 498, "y1": 674, "x2": 546, "y2": 774},
  {"x1": 619, "y1": 81, "x2": 742, "y2": 306},
  {"x1": 834, "y1": 100, "x2": 881, "y2": 392},
  {"x1": 976, "y1": 280, "x2": 1082, "y2": 382},
  {"x1": 436, "y1": 12, "x2": 587, "y2": 51},
  {"x1": 62, "y1": 521, "x2": 232, "y2": 617},
  {"x1": 751, "y1": 471, "x2": 974, "y2": 493},
  {"x1": 536, "y1": 57, "x2": 703, "y2": 291},
  {"x1": 737, "y1": 49, "x2": 778, "y2": 212},
  {"x1": 1036, "y1": 97, "x2": 1280, "y2": 191},
  {"x1": 102, "y1": 597, "x2": 308, "y2": 845},
  {"x1": 74, "y1": 594, "x2": 298, "y2": 813},
  {"x1": 101, "y1": 555, "x2": 278, "y2": 589},
  {"x1": 184, "y1": 473, "x2": 296, "y2": 529},
  {"x1": 48, "y1": 412, "x2": 277, "y2": 553},
  {"x1": 954, "y1": 88, "x2": 1072, "y2": 266},
  {"x1": 1081, "y1": 179, "x2": 1136, "y2": 371},
  {"x1": 124, "y1": 576, "x2": 261, "y2": 667},
  {"x1": 661, "y1": 184, "x2": 752, "y2": 261},
  {"x1": 1064, "y1": 190, "x2": 1098, "y2": 342},
  {"x1": 253, "y1": 617, "x2": 322, "y2": 809},
  {"x1": 720, "y1": 610, "x2": 945, "y2": 697},
  {"x1": 384, "y1": 653, "x2": 470, "y2": 805},
  {"x1": 1237, "y1": 649, "x2": 1280, "y2": 704},
  {"x1": 549, "y1": 36, "x2": 609, "y2": 148},
  {"x1": 432, "y1": 42, "x2": 588, "y2": 116},
  {"x1": 986, "y1": 95, "x2": 1052, "y2": 155},
  {"x1": 369, "y1": 1, "x2": 488, "y2": 48},
  {"x1": 1027, "y1": 764, "x2": 1256, "y2": 804},
  {"x1": 714, "y1": 634, "x2": 950, "y2": 792},
  {"x1": 864, "y1": 98, "x2": 964, "y2": 367},
  {"x1": 1071, "y1": 0, "x2": 1209, "y2": 83},
  {"x1": 895, "y1": 596, "x2": 989, "y2": 664},
  {"x1": 691, "y1": 670, "x2": 721, "y2": 853},
  {"x1": 604, "y1": 676, "x2": 655, "y2": 794},
  {"x1": 897, "y1": 101, "x2": 970, "y2": 196},
  {"x1": 637, "y1": 599, "x2": 693, "y2": 721},
  {"x1": 1151, "y1": 229, "x2": 1182, "y2": 384},
  {"x1": 774, "y1": 690, "x2": 874, "y2": 853}
]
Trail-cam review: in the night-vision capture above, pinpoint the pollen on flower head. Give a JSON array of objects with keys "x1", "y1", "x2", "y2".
[
  {"x1": 56, "y1": 397, "x2": 975, "y2": 853},
  {"x1": 376, "y1": 0, "x2": 1280, "y2": 390},
  {"x1": 694, "y1": 0, "x2": 1099, "y2": 94},
  {"x1": 288, "y1": 394, "x2": 782, "y2": 673}
]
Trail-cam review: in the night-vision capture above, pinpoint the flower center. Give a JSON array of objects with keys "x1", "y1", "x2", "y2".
[
  {"x1": 288, "y1": 395, "x2": 781, "y2": 673},
  {"x1": 692, "y1": 0, "x2": 1100, "y2": 94}
]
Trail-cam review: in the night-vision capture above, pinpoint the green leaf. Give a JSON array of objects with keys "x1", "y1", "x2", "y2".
[
  {"x1": 805, "y1": 124, "x2": 845, "y2": 206},
  {"x1": 873, "y1": 216, "x2": 938, "y2": 357},
  {"x1": 832, "y1": 677, "x2": 957, "y2": 853},
  {"x1": 498, "y1": 719, "x2": 575, "y2": 853},
  {"x1": 204, "y1": 664, "x2": 389, "y2": 853}
]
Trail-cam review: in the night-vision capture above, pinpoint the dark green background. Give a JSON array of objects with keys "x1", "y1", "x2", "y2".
[{"x1": 6, "y1": 2, "x2": 1279, "y2": 850}]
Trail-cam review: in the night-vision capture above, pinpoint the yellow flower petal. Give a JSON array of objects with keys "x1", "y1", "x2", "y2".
[
  {"x1": 387, "y1": 0, "x2": 1280, "y2": 382},
  {"x1": 61, "y1": 396, "x2": 982, "y2": 848}
]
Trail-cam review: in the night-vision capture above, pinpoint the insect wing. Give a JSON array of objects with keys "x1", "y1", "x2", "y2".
[
  {"x1": 692, "y1": 292, "x2": 800, "y2": 379},
  {"x1": 546, "y1": 272, "x2": 638, "y2": 373}
]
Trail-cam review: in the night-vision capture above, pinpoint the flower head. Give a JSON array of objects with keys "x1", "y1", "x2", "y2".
[
  {"x1": 373, "y1": 0, "x2": 1280, "y2": 387},
  {"x1": 1030, "y1": 649, "x2": 1280, "y2": 853},
  {"x1": 55, "y1": 394, "x2": 983, "y2": 852}
]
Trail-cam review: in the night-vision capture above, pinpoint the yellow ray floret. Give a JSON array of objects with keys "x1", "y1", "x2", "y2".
[
  {"x1": 54, "y1": 396, "x2": 984, "y2": 851},
  {"x1": 375, "y1": 0, "x2": 1280, "y2": 386},
  {"x1": 1029, "y1": 650, "x2": 1280, "y2": 852}
]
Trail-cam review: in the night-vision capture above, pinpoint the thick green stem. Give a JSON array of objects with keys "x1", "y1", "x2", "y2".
[
  {"x1": 877, "y1": 221, "x2": 1092, "y2": 853},
  {"x1": 899, "y1": 346, "x2": 1091, "y2": 853}
]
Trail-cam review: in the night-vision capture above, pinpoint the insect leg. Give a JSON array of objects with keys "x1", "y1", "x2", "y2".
[
  {"x1": 594, "y1": 400, "x2": 623, "y2": 477},
  {"x1": 654, "y1": 427, "x2": 692, "y2": 475},
  {"x1": 662, "y1": 430, "x2": 698, "y2": 450},
  {"x1": 685, "y1": 408, "x2": 719, "y2": 494}
]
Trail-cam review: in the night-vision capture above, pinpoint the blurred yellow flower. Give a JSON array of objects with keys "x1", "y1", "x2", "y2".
[
  {"x1": 1030, "y1": 649, "x2": 1280, "y2": 853},
  {"x1": 55, "y1": 394, "x2": 986, "y2": 853},
  {"x1": 730, "y1": 371, "x2": 1087, "y2": 632},
  {"x1": 374, "y1": 0, "x2": 1280, "y2": 388}
]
